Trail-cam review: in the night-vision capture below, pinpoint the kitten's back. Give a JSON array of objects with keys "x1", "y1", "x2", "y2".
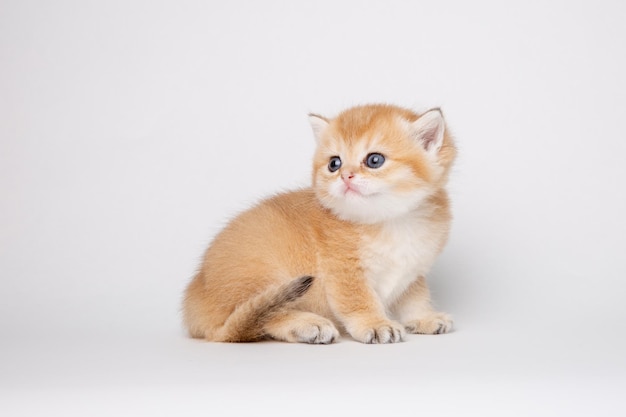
[{"x1": 182, "y1": 190, "x2": 342, "y2": 341}]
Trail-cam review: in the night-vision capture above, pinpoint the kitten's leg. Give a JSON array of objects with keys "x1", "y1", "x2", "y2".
[
  {"x1": 323, "y1": 264, "x2": 405, "y2": 344},
  {"x1": 263, "y1": 310, "x2": 339, "y2": 344},
  {"x1": 394, "y1": 276, "x2": 453, "y2": 335}
]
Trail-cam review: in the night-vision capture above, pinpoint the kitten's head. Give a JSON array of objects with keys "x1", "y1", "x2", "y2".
[{"x1": 309, "y1": 104, "x2": 456, "y2": 224}]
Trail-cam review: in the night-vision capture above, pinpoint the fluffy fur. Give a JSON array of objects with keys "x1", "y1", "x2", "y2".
[{"x1": 183, "y1": 104, "x2": 456, "y2": 344}]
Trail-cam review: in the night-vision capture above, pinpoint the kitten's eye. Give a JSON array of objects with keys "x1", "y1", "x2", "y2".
[
  {"x1": 365, "y1": 153, "x2": 385, "y2": 169},
  {"x1": 328, "y1": 156, "x2": 342, "y2": 172}
]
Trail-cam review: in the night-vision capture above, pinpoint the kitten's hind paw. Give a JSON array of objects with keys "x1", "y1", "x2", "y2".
[
  {"x1": 405, "y1": 312, "x2": 453, "y2": 335},
  {"x1": 350, "y1": 320, "x2": 406, "y2": 344},
  {"x1": 293, "y1": 320, "x2": 339, "y2": 344},
  {"x1": 264, "y1": 311, "x2": 339, "y2": 344}
]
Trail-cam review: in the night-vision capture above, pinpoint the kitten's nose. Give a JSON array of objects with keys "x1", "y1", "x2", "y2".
[{"x1": 341, "y1": 172, "x2": 355, "y2": 182}]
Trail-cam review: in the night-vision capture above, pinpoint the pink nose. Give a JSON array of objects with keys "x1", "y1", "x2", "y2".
[{"x1": 342, "y1": 172, "x2": 355, "y2": 182}]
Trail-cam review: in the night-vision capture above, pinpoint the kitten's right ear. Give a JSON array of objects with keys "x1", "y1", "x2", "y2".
[{"x1": 308, "y1": 113, "x2": 329, "y2": 143}]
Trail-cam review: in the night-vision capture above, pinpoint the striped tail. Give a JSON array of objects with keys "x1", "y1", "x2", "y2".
[{"x1": 212, "y1": 275, "x2": 314, "y2": 342}]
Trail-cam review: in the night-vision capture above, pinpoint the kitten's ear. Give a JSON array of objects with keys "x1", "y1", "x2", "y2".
[
  {"x1": 308, "y1": 113, "x2": 329, "y2": 143},
  {"x1": 410, "y1": 108, "x2": 445, "y2": 155}
]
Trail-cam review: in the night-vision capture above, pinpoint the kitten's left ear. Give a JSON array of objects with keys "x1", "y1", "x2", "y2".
[
  {"x1": 308, "y1": 113, "x2": 329, "y2": 143},
  {"x1": 410, "y1": 108, "x2": 445, "y2": 155}
]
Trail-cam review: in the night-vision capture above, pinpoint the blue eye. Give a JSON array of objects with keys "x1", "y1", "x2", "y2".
[
  {"x1": 365, "y1": 153, "x2": 385, "y2": 169},
  {"x1": 328, "y1": 156, "x2": 342, "y2": 172}
]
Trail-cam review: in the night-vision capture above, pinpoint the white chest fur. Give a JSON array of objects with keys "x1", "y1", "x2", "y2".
[{"x1": 360, "y1": 211, "x2": 447, "y2": 307}]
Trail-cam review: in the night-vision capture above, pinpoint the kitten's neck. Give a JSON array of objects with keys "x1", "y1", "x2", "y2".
[{"x1": 318, "y1": 186, "x2": 443, "y2": 226}]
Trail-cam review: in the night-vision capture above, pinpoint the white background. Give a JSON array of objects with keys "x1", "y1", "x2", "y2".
[{"x1": 1, "y1": 0, "x2": 625, "y2": 415}]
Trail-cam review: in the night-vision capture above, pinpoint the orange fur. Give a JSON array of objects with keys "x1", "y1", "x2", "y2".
[{"x1": 182, "y1": 104, "x2": 457, "y2": 343}]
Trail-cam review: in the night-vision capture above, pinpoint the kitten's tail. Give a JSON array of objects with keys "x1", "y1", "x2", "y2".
[{"x1": 212, "y1": 275, "x2": 315, "y2": 342}]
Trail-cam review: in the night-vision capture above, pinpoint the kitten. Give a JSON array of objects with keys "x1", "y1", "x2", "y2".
[{"x1": 183, "y1": 104, "x2": 456, "y2": 344}]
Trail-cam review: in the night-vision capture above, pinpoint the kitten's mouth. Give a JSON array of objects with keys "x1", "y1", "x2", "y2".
[
  {"x1": 343, "y1": 184, "x2": 372, "y2": 197},
  {"x1": 343, "y1": 184, "x2": 362, "y2": 196}
]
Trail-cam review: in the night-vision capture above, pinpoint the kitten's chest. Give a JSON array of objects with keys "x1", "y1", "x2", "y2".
[{"x1": 360, "y1": 215, "x2": 444, "y2": 305}]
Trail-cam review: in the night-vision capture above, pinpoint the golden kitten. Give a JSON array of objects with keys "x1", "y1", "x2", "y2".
[{"x1": 183, "y1": 104, "x2": 456, "y2": 344}]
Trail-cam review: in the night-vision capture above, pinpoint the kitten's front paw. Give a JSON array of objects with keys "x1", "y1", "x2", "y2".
[
  {"x1": 351, "y1": 320, "x2": 406, "y2": 344},
  {"x1": 405, "y1": 312, "x2": 453, "y2": 335}
]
